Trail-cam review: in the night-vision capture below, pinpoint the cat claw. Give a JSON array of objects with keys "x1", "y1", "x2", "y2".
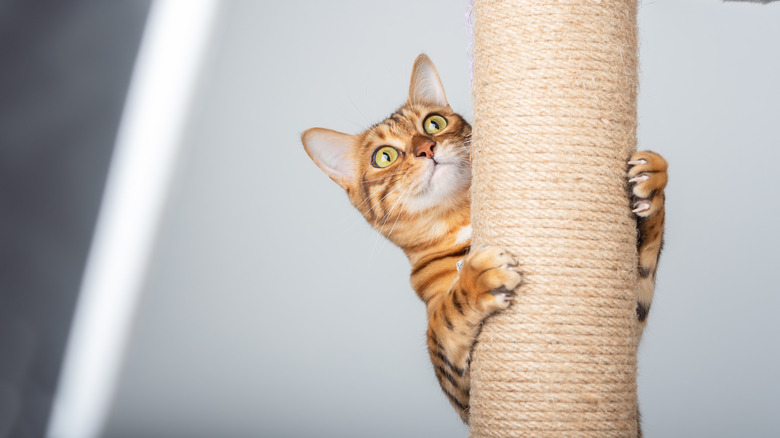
[
  {"x1": 632, "y1": 202, "x2": 650, "y2": 213},
  {"x1": 490, "y1": 287, "x2": 515, "y2": 309},
  {"x1": 489, "y1": 286, "x2": 515, "y2": 297},
  {"x1": 627, "y1": 151, "x2": 667, "y2": 218}
]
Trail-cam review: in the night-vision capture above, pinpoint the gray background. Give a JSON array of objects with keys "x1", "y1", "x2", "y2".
[
  {"x1": 105, "y1": 1, "x2": 780, "y2": 437},
  {"x1": 3, "y1": 0, "x2": 778, "y2": 437},
  {"x1": 0, "y1": 2, "x2": 150, "y2": 437}
]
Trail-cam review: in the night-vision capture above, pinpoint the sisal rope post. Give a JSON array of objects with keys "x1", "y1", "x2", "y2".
[{"x1": 469, "y1": 0, "x2": 640, "y2": 437}]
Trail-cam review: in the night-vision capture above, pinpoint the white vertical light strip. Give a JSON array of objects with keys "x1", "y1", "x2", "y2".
[{"x1": 46, "y1": 1, "x2": 219, "y2": 437}]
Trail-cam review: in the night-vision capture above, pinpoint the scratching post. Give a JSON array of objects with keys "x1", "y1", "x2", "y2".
[{"x1": 469, "y1": 0, "x2": 640, "y2": 437}]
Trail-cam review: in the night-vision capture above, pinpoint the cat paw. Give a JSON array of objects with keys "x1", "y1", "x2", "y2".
[
  {"x1": 459, "y1": 246, "x2": 522, "y2": 314},
  {"x1": 628, "y1": 151, "x2": 668, "y2": 218}
]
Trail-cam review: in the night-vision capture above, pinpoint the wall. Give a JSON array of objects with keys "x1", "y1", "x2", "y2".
[{"x1": 8, "y1": 1, "x2": 776, "y2": 437}]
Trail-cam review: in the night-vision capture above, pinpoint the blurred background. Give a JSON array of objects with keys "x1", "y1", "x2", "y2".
[
  {"x1": 1, "y1": 1, "x2": 779, "y2": 437},
  {"x1": 0, "y1": 2, "x2": 150, "y2": 437}
]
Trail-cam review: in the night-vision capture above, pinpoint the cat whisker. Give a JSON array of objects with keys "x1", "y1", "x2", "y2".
[
  {"x1": 383, "y1": 181, "x2": 415, "y2": 243},
  {"x1": 377, "y1": 183, "x2": 412, "y2": 232},
  {"x1": 358, "y1": 176, "x2": 404, "y2": 218},
  {"x1": 371, "y1": 183, "x2": 413, "y2": 257},
  {"x1": 344, "y1": 93, "x2": 372, "y2": 128},
  {"x1": 345, "y1": 174, "x2": 401, "y2": 219},
  {"x1": 338, "y1": 176, "x2": 405, "y2": 233}
]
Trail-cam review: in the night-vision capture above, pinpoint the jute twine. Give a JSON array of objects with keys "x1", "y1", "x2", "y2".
[{"x1": 469, "y1": 0, "x2": 640, "y2": 437}]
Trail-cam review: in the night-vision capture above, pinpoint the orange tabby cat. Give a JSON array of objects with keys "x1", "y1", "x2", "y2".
[{"x1": 302, "y1": 54, "x2": 667, "y2": 423}]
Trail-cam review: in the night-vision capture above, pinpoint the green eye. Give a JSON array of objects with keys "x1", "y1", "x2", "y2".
[
  {"x1": 423, "y1": 115, "x2": 447, "y2": 135},
  {"x1": 373, "y1": 146, "x2": 399, "y2": 168}
]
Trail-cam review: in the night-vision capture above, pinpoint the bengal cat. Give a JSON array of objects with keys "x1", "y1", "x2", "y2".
[{"x1": 301, "y1": 54, "x2": 667, "y2": 423}]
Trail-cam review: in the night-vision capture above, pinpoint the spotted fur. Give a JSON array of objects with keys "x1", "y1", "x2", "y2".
[
  {"x1": 628, "y1": 150, "x2": 668, "y2": 334},
  {"x1": 302, "y1": 54, "x2": 667, "y2": 424}
]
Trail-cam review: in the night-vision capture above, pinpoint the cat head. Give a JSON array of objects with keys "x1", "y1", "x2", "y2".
[{"x1": 302, "y1": 55, "x2": 472, "y2": 241}]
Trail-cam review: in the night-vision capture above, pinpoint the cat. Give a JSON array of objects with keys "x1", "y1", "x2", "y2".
[{"x1": 301, "y1": 54, "x2": 667, "y2": 423}]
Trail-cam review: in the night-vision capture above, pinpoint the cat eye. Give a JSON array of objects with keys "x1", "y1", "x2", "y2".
[
  {"x1": 423, "y1": 114, "x2": 447, "y2": 135},
  {"x1": 372, "y1": 146, "x2": 399, "y2": 168}
]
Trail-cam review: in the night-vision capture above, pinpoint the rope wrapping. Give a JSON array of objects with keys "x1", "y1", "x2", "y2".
[{"x1": 469, "y1": 0, "x2": 640, "y2": 436}]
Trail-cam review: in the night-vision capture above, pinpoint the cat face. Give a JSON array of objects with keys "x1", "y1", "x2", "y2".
[{"x1": 302, "y1": 55, "x2": 472, "y2": 240}]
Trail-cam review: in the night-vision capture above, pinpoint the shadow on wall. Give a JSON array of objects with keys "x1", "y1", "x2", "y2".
[{"x1": 0, "y1": 2, "x2": 150, "y2": 437}]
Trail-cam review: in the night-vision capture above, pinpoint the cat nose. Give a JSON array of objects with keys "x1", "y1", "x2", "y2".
[{"x1": 415, "y1": 140, "x2": 436, "y2": 159}]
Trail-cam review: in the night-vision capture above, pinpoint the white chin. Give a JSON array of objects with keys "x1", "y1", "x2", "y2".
[{"x1": 406, "y1": 164, "x2": 470, "y2": 213}]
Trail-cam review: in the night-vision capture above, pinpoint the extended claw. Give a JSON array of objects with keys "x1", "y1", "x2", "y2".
[{"x1": 632, "y1": 202, "x2": 650, "y2": 213}]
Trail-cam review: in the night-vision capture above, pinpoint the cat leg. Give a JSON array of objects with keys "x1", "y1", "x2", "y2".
[
  {"x1": 425, "y1": 246, "x2": 521, "y2": 422},
  {"x1": 628, "y1": 151, "x2": 668, "y2": 333}
]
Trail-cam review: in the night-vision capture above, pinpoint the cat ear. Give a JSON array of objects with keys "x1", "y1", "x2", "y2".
[
  {"x1": 301, "y1": 128, "x2": 357, "y2": 190},
  {"x1": 408, "y1": 54, "x2": 449, "y2": 107}
]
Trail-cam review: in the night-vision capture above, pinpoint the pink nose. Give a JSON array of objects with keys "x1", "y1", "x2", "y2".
[{"x1": 415, "y1": 140, "x2": 436, "y2": 159}]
